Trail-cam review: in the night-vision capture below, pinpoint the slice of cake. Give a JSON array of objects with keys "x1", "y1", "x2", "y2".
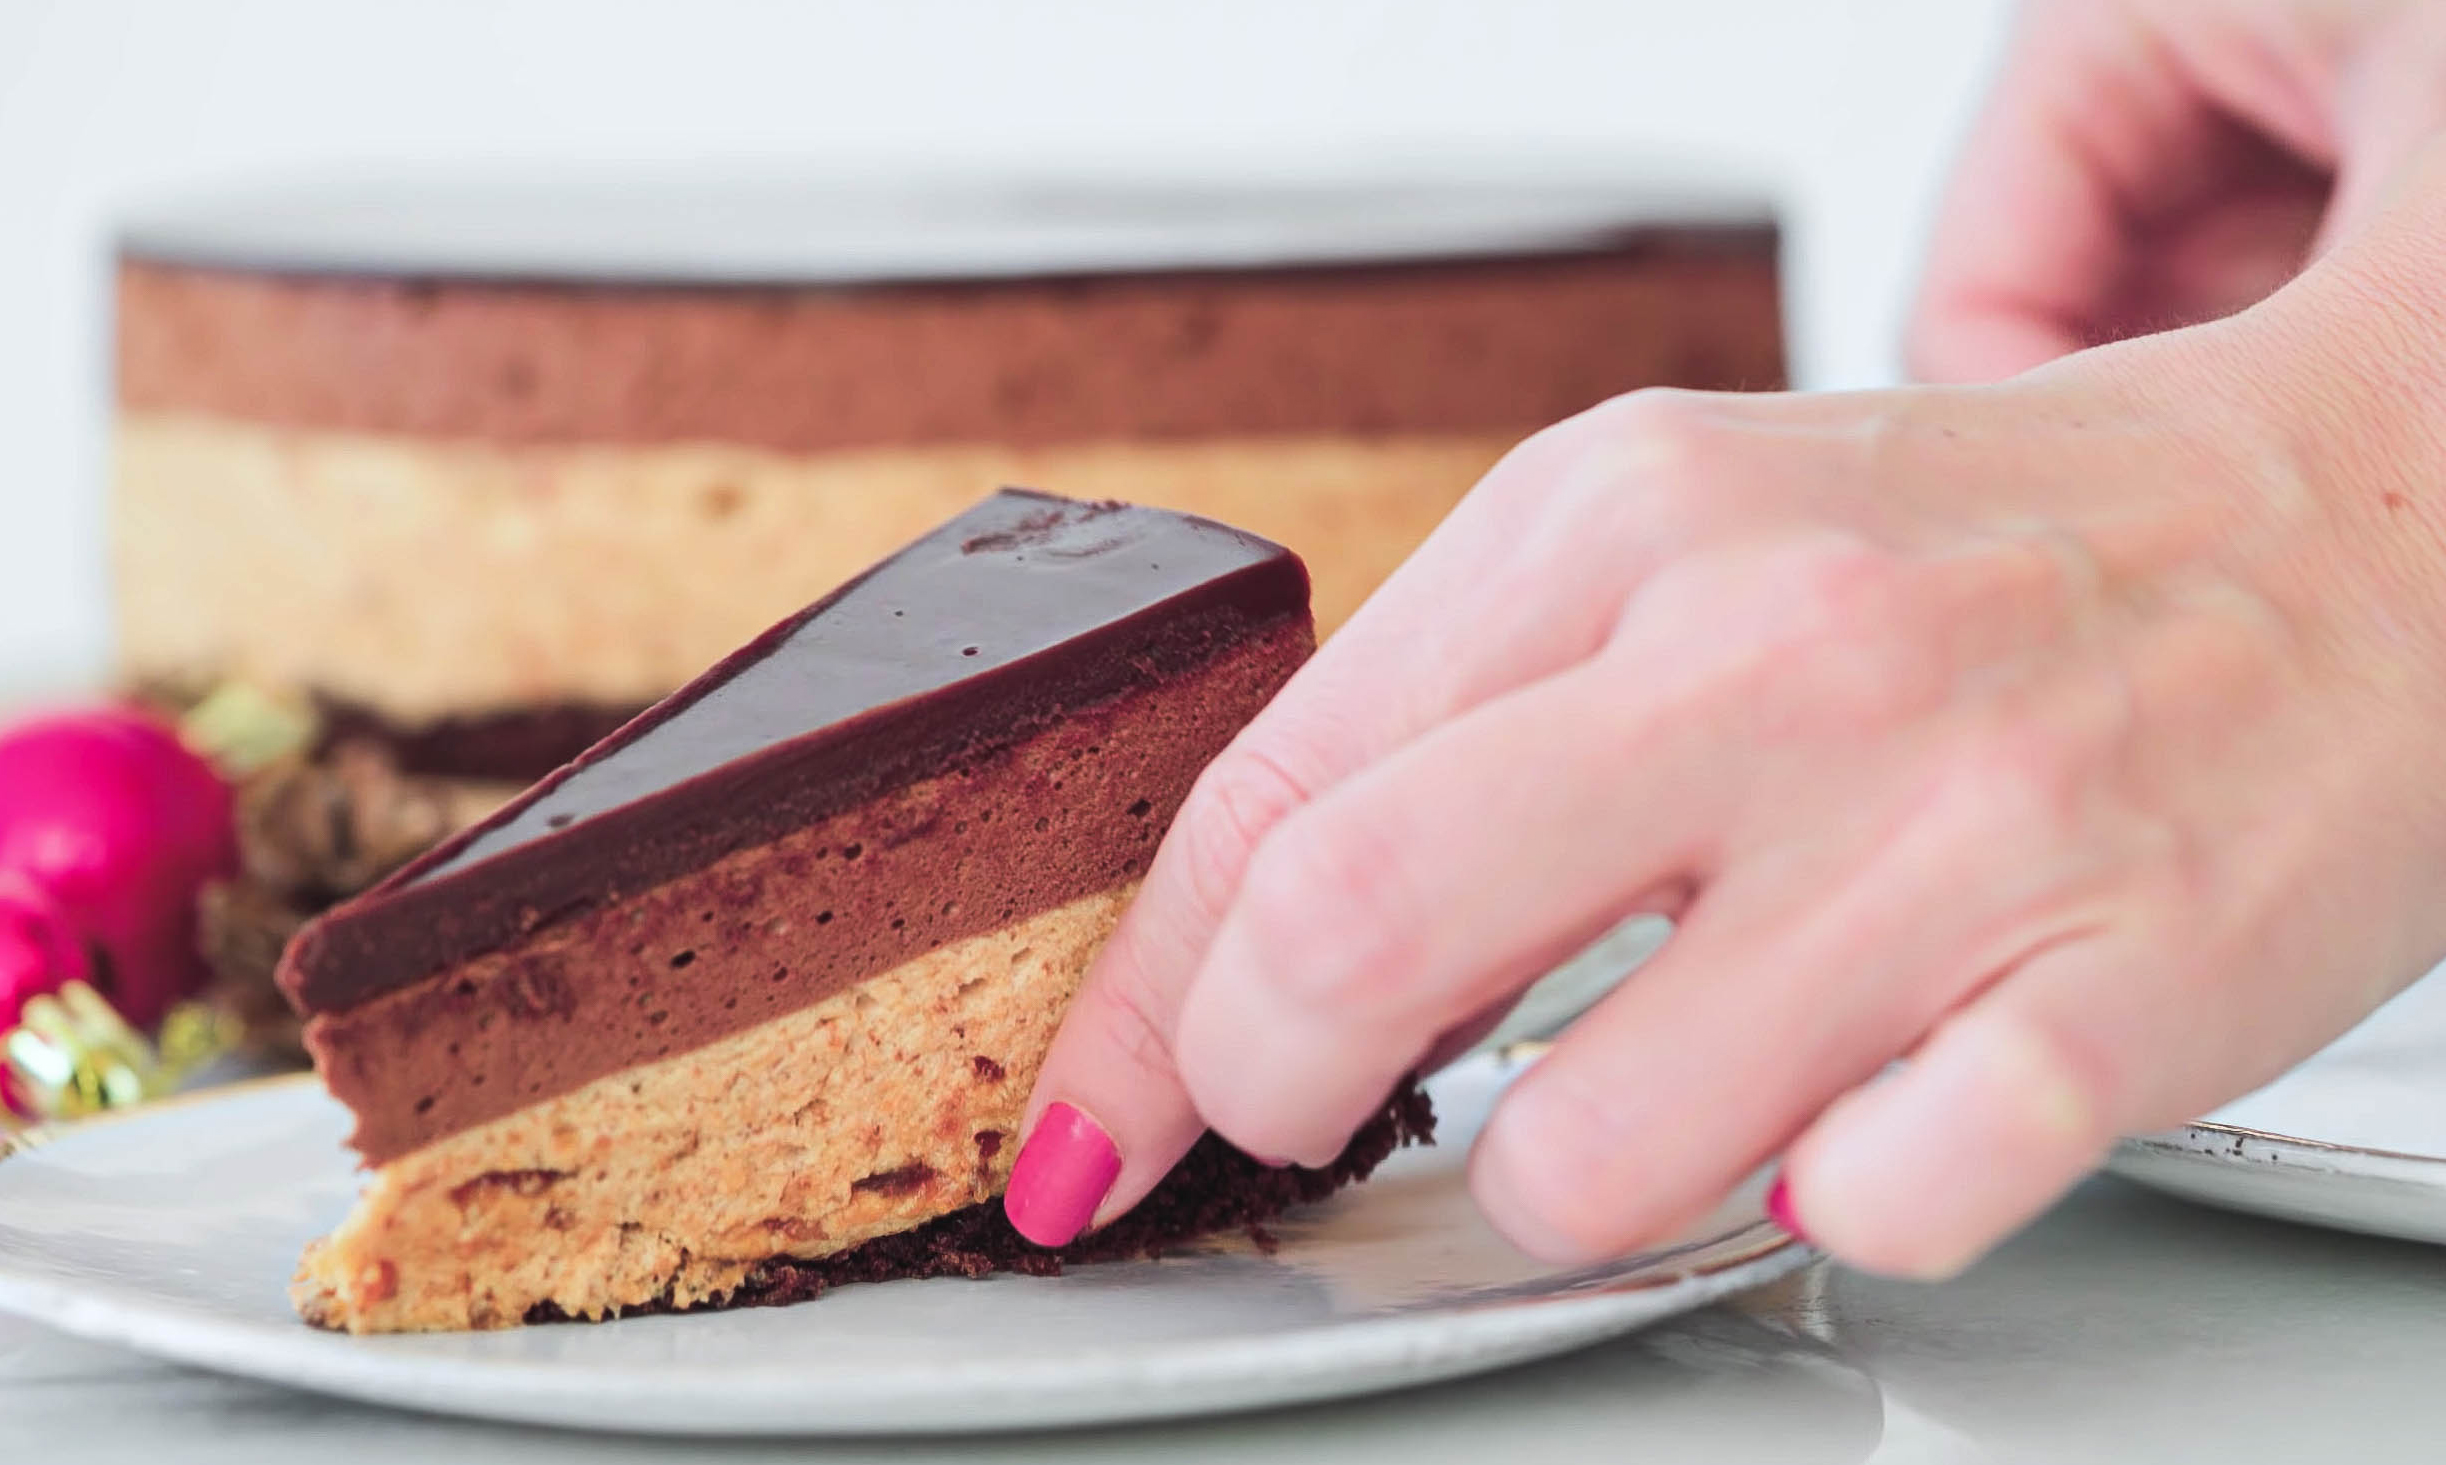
[{"x1": 277, "y1": 489, "x2": 1428, "y2": 1334}]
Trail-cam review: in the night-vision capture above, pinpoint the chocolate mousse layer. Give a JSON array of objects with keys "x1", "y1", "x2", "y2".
[
  {"x1": 281, "y1": 491, "x2": 1312, "y2": 1162},
  {"x1": 117, "y1": 234, "x2": 1782, "y2": 453}
]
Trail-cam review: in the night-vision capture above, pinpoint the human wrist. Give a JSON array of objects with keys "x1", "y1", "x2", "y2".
[
  {"x1": 2167, "y1": 133, "x2": 2446, "y2": 634},
  {"x1": 2251, "y1": 135, "x2": 2446, "y2": 508}
]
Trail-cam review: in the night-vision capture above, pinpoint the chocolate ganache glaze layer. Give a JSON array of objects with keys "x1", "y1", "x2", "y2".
[{"x1": 280, "y1": 490, "x2": 1307, "y2": 1016}]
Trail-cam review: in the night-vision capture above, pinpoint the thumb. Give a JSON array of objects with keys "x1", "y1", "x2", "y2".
[{"x1": 2318, "y1": 6, "x2": 2446, "y2": 254}]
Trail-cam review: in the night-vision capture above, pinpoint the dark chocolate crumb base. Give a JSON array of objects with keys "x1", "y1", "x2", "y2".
[{"x1": 525, "y1": 1080, "x2": 1434, "y2": 1324}]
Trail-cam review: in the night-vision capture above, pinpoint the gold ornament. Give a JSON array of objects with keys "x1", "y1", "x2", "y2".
[
  {"x1": 178, "y1": 680, "x2": 318, "y2": 776},
  {"x1": 0, "y1": 680, "x2": 298, "y2": 1141},
  {"x1": 1, "y1": 981, "x2": 240, "y2": 1131}
]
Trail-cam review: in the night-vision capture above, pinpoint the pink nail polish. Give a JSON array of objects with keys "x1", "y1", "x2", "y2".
[
  {"x1": 1765, "y1": 1175, "x2": 1809, "y2": 1243},
  {"x1": 1004, "y1": 1102, "x2": 1123, "y2": 1248}
]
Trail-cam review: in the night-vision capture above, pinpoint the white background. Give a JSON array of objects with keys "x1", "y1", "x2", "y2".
[{"x1": 0, "y1": 0, "x2": 2014, "y2": 683}]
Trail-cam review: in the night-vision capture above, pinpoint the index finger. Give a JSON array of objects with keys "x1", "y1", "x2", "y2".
[{"x1": 1006, "y1": 401, "x2": 1692, "y2": 1242}]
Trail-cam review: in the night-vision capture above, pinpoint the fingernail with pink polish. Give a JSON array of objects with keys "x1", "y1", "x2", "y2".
[
  {"x1": 1766, "y1": 1175, "x2": 1810, "y2": 1244},
  {"x1": 1005, "y1": 1102, "x2": 1123, "y2": 1247}
]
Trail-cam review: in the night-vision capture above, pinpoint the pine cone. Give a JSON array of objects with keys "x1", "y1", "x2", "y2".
[
  {"x1": 238, "y1": 740, "x2": 477, "y2": 900},
  {"x1": 196, "y1": 877, "x2": 312, "y2": 1059},
  {"x1": 198, "y1": 741, "x2": 513, "y2": 1059}
]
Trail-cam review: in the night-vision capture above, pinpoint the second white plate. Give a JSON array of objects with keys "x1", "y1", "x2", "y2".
[
  {"x1": 2108, "y1": 1124, "x2": 2446, "y2": 1246},
  {"x1": 2110, "y1": 963, "x2": 2446, "y2": 1245}
]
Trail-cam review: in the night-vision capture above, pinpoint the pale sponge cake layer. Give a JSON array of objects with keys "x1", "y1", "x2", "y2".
[
  {"x1": 113, "y1": 411, "x2": 1511, "y2": 722},
  {"x1": 294, "y1": 886, "x2": 1123, "y2": 1334}
]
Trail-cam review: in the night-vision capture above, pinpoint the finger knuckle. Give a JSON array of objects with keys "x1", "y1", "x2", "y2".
[
  {"x1": 1072, "y1": 954, "x2": 1185, "y2": 1085},
  {"x1": 1606, "y1": 388, "x2": 1724, "y2": 496},
  {"x1": 1964, "y1": 1002, "x2": 2125, "y2": 1150},
  {"x1": 1942, "y1": 717, "x2": 2093, "y2": 849},
  {"x1": 1487, "y1": 1071, "x2": 1648, "y2": 1256},
  {"x1": 1736, "y1": 541, "x2": 1950, "y2": 735},
  {"x1": 1772, "y1": 538, "x2": 1919, "y2": 647},
  {"x1": 1233, "y1": 811, "x2": 1417, "y2": 1008},
  {"x1": 1544, "y1": 389, "x2": 1733, "y2": 535},
  {"x1": 1582, "y1": 384, "x2": 1711, "y2": 444},
  {"x1": 1172, "y1": 740, "x2": 1318, "y2": 927}
]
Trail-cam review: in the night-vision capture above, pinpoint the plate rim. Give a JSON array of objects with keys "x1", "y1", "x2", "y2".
[
  {"x1": 2106, "y1": 1120, "x2": 2446, "y2": 1251},
  {"x1": 0, "y1": 1061, "x2": 1814, "y2": 1435},
  {"x1": 0, "y1": 1246, "x2": 1817, "y2": 1434},
  {"x1": 2114, "y1": 1120, "x2": 2446, "y2": 1175},
  {"x1": 0, "y1": 1067, "x2": 319, "y2": 1162}
]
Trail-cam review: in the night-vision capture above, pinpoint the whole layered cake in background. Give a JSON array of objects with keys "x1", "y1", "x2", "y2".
[{"x1": 113, "y1": 173, "x2": 1784, "y2": 780}]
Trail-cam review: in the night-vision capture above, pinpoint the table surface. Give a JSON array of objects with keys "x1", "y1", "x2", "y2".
[{"x1": 11, "y1": 1174, "x2": 2445, "y2": 1464}]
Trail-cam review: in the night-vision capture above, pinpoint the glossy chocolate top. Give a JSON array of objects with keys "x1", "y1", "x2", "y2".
[{"x1": 281, "y1": 490, "x2": 1307, "y2": 1014}]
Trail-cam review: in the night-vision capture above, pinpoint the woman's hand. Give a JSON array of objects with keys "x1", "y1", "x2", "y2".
[
  {"x1": 1914, "y1": 0, "x2": 2446, "y2": 382},
  {"x1": 1005, "y1": 138, "x2": 2446, "y2": 1277}
]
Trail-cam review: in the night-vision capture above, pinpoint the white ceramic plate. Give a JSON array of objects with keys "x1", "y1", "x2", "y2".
[
  {"x1": 0, "y1": 1048, "x2": 1806, "y2": 1436},
  {"x1": 2110, "y1": 963, "x2": 2446, "y2": 1245},
  {"x1": 2108, "y1": 1124, "x2": 2446, "y2": 1246}
]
